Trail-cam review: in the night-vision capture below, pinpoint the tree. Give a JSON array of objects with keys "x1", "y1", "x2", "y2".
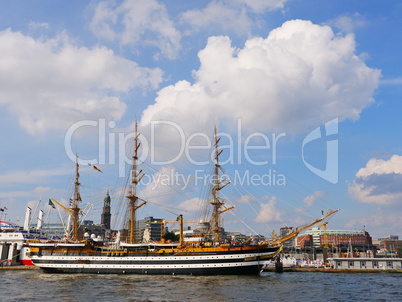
[{"x1": 164, "y1": 230, "x2": 179, "y2": 242}]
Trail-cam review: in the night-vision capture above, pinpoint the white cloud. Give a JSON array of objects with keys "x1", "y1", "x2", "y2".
[
  {"x1": 89, "y1": 0, "x2": 181, "y2": 59},
  {"x1": 135, "y1": 167, "x2": 212, "y2": 220},
  {"x1": 255, "y1": 196, "x2": 282, "y2": 223},
  {"x1": 348, "y1": 155, "x2": 402, "y2": 205},
  {"x1": 181, "y1": 0, "x2": 288, "y2": 35},
  {"x1": 345, "y1": 208, "x2": 402, "y2": 239},
  {"x1": 380, "y1": 77, "x2": 402, "y2": 86},
  {"x1": 1, "y1": 190, "x2": 34, "y2": 199},
  {"x1": 138, "y1": 166, "x2": 186, "y2": 206},
  {"x1": 349, "y1": 183, "x2": 402, "y2": 206},
  {"x1": 28, "y1": 21, "x2": 49, "y2": 30},
  {"x1": 140, "y1": 20, "x2": 380, "y2": 162},
  {"x1": 238, "y1": 195, "x2": 255, "y2": 204},
  {"x1": 303, "y1": 191, "x2": 323, "y2": 207},
  {"x1": 233, "y1": 0, "x2": 288, "y2": 12},
  {"x1": 327, "y1": 13, "x2": 367, "y2": 33},
  {"x1": 356, "y1": 155, "x2": 402, "y2": 177},
  {"x1": 2, "y1": 186, "x2": 63, "y2": 211},
  {"x1": 180, "y1": 1, "x2": 252, "y2": 36},
  {"x1": 0, "y1": 167, "x2": 70, "y2": 184},
  {"x1": 0, "y1": 29, "x2": 163, "y2": 134},
  {"x1": 177, "y1": 197, "x2": 206, "y2": 218}
]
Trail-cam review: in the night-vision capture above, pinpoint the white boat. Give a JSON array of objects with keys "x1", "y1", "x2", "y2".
[{"x1": 0, "y1": 214, "x2": 45, "y2": 266}]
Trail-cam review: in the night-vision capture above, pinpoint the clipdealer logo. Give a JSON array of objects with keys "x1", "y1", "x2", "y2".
[
  {"x1": 63, "y1": 118, "x2": 338, "y2": 185},
  {"x1": 302, "y1": 118, "x2": 338, "y2": 184}
]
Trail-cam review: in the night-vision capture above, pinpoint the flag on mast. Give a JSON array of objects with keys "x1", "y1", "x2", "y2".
[
  {"x1": 93, "y1": 165, "x2": 103, "y2": 173},
  {"x1": 88, "y1": 163, "x2": 103, "y2": 173},
  {"x1": 48, "y1": 198, "x2": 56, "y2": 209}
]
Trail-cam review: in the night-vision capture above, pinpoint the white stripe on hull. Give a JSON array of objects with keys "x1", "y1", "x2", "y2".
[{"x1": 34, "y1": 260, "x2": 262, "y2": 270}]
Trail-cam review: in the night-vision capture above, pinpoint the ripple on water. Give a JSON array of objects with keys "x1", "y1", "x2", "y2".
[{"x1": 1, "y1": 270, "x2": 402, "y2": 302}]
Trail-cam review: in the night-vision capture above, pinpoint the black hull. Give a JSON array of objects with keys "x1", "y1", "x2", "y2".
[
  {"x1": 32, "y1": 246, "x2": 281, "y2": 275},
  {"x1": 39, "y1": 265, "x2": 262, "y2": 275}
]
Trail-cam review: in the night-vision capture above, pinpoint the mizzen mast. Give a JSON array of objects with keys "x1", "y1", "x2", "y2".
[
  {"x1": 126, "y1": 121, "x2": 146, "y2": 244},
  {"x1": 71, "y1": 153, "x2": 82, "y2": 241},
  {"x1": 210, "y1": 126, "x2": 232, "y2": 243}
]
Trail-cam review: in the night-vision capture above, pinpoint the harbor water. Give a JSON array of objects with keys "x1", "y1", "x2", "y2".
[{"x1": 0, "y1": 270, "x2": 401, "y2": 302}]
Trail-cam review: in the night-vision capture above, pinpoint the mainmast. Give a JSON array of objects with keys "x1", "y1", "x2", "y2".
[
  {"x1": 210, "y1": 126, "x2": 232, "y2": 243},
  {"x1": 72, "y1": 154, "x2": 81, "y2": 241},
  {"x1": 126, "y1": 121, "x2": 146, "y2": 244}
]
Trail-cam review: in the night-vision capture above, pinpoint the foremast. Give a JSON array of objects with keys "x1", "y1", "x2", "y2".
[
  {"x1": 72, "y1": 154, "x2": 81, "y2": 241},
  {"x1": 125, "y1": 121, "x2": 146, "y2": 244},
  {"x1": 210, "y1": 126, "x2": 233, "y2": 243}
]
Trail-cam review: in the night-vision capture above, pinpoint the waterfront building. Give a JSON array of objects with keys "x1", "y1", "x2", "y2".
[
  {"x1": 32, "y1": 220, "x2": 108, "y2": 240},
  {"x1": 328, "y1": 257, "x2": 402, "y2": 270},
  {"x1": 297, "y1": 234, "x2": 313, "y2": 248},
  {"x1": 376, "y1": 235, "x2": 402, "y2": 254},
  {"x1": 280, "y1": 226, "x2": 296, "y2": 248},
  {"x1": 40, "y1": 222, "x2": 66, "y2": 239},
  {"x1": 136, "y1": 216, "x2": 164, "y2": 242},
  {"x1": 299, "y1": 227, "x2": 372, "y2": 248}
]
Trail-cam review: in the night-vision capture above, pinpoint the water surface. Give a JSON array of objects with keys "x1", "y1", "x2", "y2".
[{"x1": 0, "y1": 270, "x2": 400, "y2": 301}]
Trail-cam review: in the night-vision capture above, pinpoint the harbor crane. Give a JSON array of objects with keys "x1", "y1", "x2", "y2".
[
  {"x1": 270, "y1": 209, "x2": 339, "y2": 247},
  {"x1": 317, "y1": 221, "x2": 329, "y2": 263}
]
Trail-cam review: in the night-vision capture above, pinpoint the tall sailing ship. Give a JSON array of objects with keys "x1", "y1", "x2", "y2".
[{"x1": 29, "y1": 125, "x2": 334, "y2": 275}]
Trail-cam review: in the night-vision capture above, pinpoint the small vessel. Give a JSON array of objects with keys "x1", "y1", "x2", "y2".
[
  {"x1": 1, "y1": 208, "x2": 45, "y2": 266},
  {"x1": 29, "y1": 125, "x2": 283, "y2": 275}
]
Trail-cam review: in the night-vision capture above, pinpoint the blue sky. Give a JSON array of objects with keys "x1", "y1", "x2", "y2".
[{"x1": 0, "y1": 0, "x2": 401, "y2": 240}]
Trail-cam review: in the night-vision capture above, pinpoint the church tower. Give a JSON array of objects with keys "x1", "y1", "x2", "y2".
[{"x1": 101, "y1": 190, "x2": 111, "y2": 230}]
